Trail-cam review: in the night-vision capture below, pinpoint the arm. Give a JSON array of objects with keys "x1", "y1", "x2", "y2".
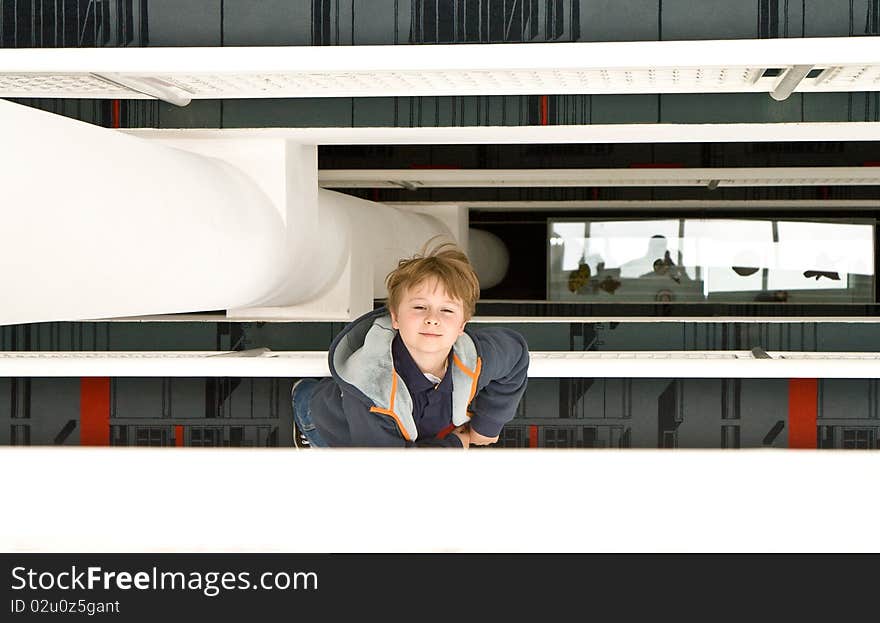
[
  {"x1": 419, "y1": 425, "x2": 469, "y2": 448},
  {"x1": 468, "y1": 328, "x2": 530, "y2": 440},
  {"x1": 469, "y1": 428, "x2": 498, "y2": 446},
  {"x1": 452, "y1": 426, "x2": 471, "y2": 448}
]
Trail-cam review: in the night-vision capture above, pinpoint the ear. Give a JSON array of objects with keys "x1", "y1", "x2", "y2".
[
  {"x1": 390, "y1": 308, "x2": 399, "y2": 330},
  {"x1": 458, "y1": 320, "x2": 467, "y2": 336}
]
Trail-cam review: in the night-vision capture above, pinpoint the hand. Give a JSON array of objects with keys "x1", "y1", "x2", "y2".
[
  {"x1": 469, "y1": 428, "x2": 499, "y2": 446},
  {"x1": 451, "y1": 425, "x2": 470, "y2": 449}
]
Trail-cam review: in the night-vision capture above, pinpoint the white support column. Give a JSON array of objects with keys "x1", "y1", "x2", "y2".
[{"x1": 0, "y1": 99, "x2": 289, "y2": 326}]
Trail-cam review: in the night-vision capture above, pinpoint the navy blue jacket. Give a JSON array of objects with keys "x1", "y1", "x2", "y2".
[{"x1": 307, "y1": 308, "x2": 530, "y2": 447}]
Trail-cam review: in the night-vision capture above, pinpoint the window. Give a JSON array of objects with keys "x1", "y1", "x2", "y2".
[
  {"x1": 499, "y1": 426, "x2": 526, "y2": 448},
  {"x1": 548, "y1": 218, "x2": 874, "y2": 304},
  {"x1": 191, "y1": 427, "x2": 223, "y2": 448},
  {"x1": 135, "y1": 427, "x2": 168, "y2": 447},
  {"x1": 544, "y1": 426, "x2": 577, "y2": 448},
  {"x1": 842, "y1": 428, "x2": 875, "y2": 450}
]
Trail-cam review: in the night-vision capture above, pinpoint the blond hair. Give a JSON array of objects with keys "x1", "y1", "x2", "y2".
[{"x1": 385, "y1": 238, "x2": 480, "y2": 320}]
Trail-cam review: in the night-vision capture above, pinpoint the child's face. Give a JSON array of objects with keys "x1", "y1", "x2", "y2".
[{"x1": 390, "y1": 278, "x2": 467, "y2": 360}]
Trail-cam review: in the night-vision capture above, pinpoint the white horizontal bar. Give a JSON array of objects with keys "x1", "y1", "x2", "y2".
[
  {"x1": 2, "y1": 38, "x2": 880, "y2": 100},
  {"x1": 320, "y1": 166, "x2": 880, "y2": 188},
  {"x1": 395, "y1": 200, "x2": 880, "y2": 210},
  {"x1": 2, "y1": 38, "x2": 878, "y2": 73},
  {"x1": 2, "y1": 448, "x2": 878, "y2": 552},
  {"x1": 122, "y1": 123, "x2": 880, "y2": 145},
  {"x1": 473, "y1": 316, "x2": 880, "y2": 324},
  {"x1": 0, "y1": 351, "x2": 329, "y2": 378},
  {"x1": 87, "y1": 313, "x2": 880, "y2": 324},
  {"x1": 3, "y1": 350, "x2": 880, "y2": 378}
]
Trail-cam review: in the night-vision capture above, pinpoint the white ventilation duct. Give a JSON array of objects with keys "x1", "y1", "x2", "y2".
[
  {"x1": 0, "y1": 99, "x2": 287, "y2": 326},
  {"x1": 0, "y1": 100, "x2": 457, "y2": 325}
]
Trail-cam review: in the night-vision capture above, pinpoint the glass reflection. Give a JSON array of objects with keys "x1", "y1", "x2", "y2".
[{"x1": 548, "y1": 218, "x2": 874, "y2": 303}]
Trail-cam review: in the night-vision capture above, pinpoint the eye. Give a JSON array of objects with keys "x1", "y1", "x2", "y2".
[
  {"x1": 412, "y1": 305, "x2": 426, "y2": 310},
  {"x1": 442, "y1": 309, "x2": 454, "y2": 314}
]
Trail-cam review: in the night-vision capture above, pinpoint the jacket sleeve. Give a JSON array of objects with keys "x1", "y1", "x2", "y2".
[
  {"x1": 468, "y1": 328, "x2": 530, "y2": 438},
  {"x1": 342, "y1": 391, "x2": 463, "y2": 448}
]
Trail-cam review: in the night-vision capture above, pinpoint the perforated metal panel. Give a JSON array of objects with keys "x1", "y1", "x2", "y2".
[
  {"x1": 814, "y1": 65, "x2": 880, "y2": 90},
  {"x1": 0, "y1": 67, "x2": 778, "y2": 99},
  {"x1": 0, "y1": 72, "x2": 136, "y2": 98}
]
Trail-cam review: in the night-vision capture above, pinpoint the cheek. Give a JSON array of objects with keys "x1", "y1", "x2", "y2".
[{"x1": 397, "y1": 314, "x2": 417, "y2": 331}]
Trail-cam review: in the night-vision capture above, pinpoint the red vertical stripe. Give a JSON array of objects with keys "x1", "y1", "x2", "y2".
[
  {"x1": 175, "y1": 425, "x2": 185, "y2": 447},
  {"x1": 528, "y1": 425, "x2": 539, "y2": 448},
  {"x1": 111, "y1": 99, "x2": 120, "y2": 129},
  {"x1": 80, "y1": 378, "x2": 110, "y2": 446},
  {"x1": 540, "y1": 96, "x2": 548, "y2": 125},
  {"x1": 788, "y1": 379, "x2": 818, "y2": 449}
]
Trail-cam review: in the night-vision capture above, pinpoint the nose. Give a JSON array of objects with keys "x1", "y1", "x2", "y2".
[{"x1": 424, "y1": 314, "x2": 439, "y2": 326}]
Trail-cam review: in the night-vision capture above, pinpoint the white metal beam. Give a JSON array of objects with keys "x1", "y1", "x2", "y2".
[
  {"x1": 319, "y1": 166, "x2": 880, "y2": 189},
  {"x1": 88, "y1": 314, "x2": 880, "y2": 324},
  {"x1": 3, "y1": 350, "x2": 880, "y2": 378},
  {"x1": 391, "y1": 199, "x2": 880, "y2": 211},
  {"x1": 3, "y1": 37, "x2": 880, "y2": 100},
  {"x1": 122, "y1": 123, "x2": 880, "y2": 145}
]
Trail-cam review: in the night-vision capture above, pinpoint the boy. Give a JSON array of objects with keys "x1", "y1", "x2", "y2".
[{"x1": 291, "y1": 241, "x2": 529, "y2": 448}]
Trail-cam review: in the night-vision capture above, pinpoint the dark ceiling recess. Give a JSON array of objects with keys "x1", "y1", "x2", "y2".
[
  {"x1": 324, "y1": 141, "x2": 880, "y2": 204},
  {"x1": 472, "y1": 221, "x2": 548, "y2": 301},
  {"x1": 319, "y1": 141, "x2": 870, "y2": 170}
]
